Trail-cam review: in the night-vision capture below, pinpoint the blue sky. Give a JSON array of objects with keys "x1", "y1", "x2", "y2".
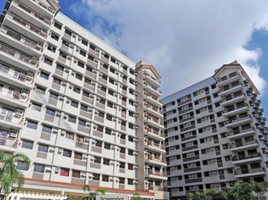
[{"x1": 1, "y1": 0, "x2": 268, "y2": 117}]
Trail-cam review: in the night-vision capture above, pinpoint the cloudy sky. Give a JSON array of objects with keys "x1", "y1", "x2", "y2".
[{"x1": 1, "y1": 0, "x2": 268, "y2": 110}]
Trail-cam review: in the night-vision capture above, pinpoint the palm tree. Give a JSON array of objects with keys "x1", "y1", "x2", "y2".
[
  {"x1": 0, "y1": 152, "x2": 30, "y2": 196},
  {"x1": 82, "y1": 185, "x2": 107, "y2": 200},
  {"x1": 199, "y1": 189, "x2": 216, "y2": 200},
  {"x1": 132, "y1": 193, "x2": 143, "y2": 200},
  {"x1": 249, "y1": 181, "x2": 268, "y2": 200}
]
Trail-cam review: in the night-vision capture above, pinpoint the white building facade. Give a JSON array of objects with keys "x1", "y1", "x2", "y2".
[
  {"x1": 162, "y1": 62, "x2": 268, "y2": 200},
  {"x1": 0, "y1": 0, "x2": 168, "y2": 199}
]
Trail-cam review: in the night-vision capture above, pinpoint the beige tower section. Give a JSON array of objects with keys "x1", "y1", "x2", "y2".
[{"x1": 136, "y1": 61, "x2": 169, "y2": 200}]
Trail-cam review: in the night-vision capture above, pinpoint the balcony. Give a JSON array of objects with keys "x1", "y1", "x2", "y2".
[
  {"x1": 183, "y1": 155, "x2": 200, "y2": 162},
  {"x1": 180, "y1": 124, "x2": 195, "y2": 133},
  {"x1": 185, "y1": 178, "x2": 202, "y2": 184},
  {"x1": 181, "y1": 134, "x2": 197, "y2": 142},
  {"x1": 0, "y1": 109, "x2": 23, "y2": 129},
  {"x1": 145, "y1": 170, "x2": 167, "y2": 180},
  {"x1": 145, "y1": 154, "x2": 166, "y2": 166},
  {"x1": 0, "y1": 27, "x2": 43, "y2": 55},
  {"x1": 5, "y1": 13, "x2": 47, "y2": 40},
  {"x1": 143, "y1": 72, "x2": 161, "y2": 87},
  {"x1": 0, "y1": 135, "x2": 18, "y2": 152},
  {"x1": 184, "y1": 166, "x2": 201, "y2": 173},
  {"x1": 144, "y1": 127, "x2": 164, "y2": 140},
  {"x1": 144, "y1": 92, "x2": 162, "y2": 107},
  {"x1": 227, "y1": 127, "x2": 255, "y2": 139},
  {"x1": 182, "y1": 144, "x2": 198, "y2": 152},
  {"x1": 225, "y1": 115, "x2": 252, "y2": 128},
  {"x1": 30, "y1": 0, "x2": 56, "y2": 15},
  {"x1": 144, "y1": 114, "x2": 164, "y2": 129},
  {"x1": 230, "y1": 139, "x2": 259, "y2": 151},
  {"x1": 216, "y1": 72, "x2": 241, "y2": 87},
  {"x1": 223, "y1": 103, "x2": 248, "y2": 117},
  {"x1": 0, "y1": 87, "x2": 29, "y2": 108},
  {"x1": 145, "y1": 140, "x2": 165, "y2": 153},
  {"x1": 144, "y1": 103, "x2": 162, "y2": 118},
  {"x1": 232, "y1": 153, "x2": 262, "y2": 165},
  {"x1": 143, "y1": 81, "x2": 162, "y2": 97},
  {"x1": 235, "y1": 167, "x2": 266, "y2": 178},
  {"x1": 221, "y1": 92, "x2": 246, "y2": 106},
  {"x1": 219, "y1": 82, "x2": 243, "y2": 97},
  {"x1": 0, "y1": 64, "x2": 33, "y2": 89},
  {"x1": 12, "y1": 0, "x2": 51, "y2": 26},
  {"x1": 148, "y1": 185, "x2": 165, "y2": 191},
  {"x1": 0, "y1": 43, "x2": 38, "y2": 72}
]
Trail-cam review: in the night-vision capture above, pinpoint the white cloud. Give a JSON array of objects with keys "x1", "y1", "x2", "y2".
[{"x1": 69, "y1": 0, "x2": 268, "y2": 95}]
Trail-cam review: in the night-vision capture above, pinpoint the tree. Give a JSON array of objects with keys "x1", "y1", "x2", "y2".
[
  {"x1": 0, "y1": 152, "x2": 30, "y2": 196},
  {"x1": 82, "y1": 185, "x2": 107, "y2": 200},
  {"x1": 199, "y1": 189, "x2": 216, "y2": 200},
  {"x1": 186, "y1": 192, "x2": 195, "y2": 200},
  {"x1": 249, "y1": 181, "x2": 268, "y2": 200},
  {"x1": 132, "y1": 193, "x2": 143, "y2": 200}
]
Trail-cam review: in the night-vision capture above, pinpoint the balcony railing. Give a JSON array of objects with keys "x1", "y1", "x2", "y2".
[
  {"x1": 0, "y1": 27, "x2": 43, "y2": 52},
  {"x1": 149, "y1": 185, "x2": 165, "y2": 191},
  {"x1": 144, "y1": 81, "x2": 162, "y2": 94},
  {"x1": 144, "y1": 92, "x2": 162, "y2": 103},
  {"x1": 145, "y1": 127, "x2": 164, "y2": 137},
  {"x1": 217, "y1": 72, "x2": 240, "y2": 83},
  {"x1": 146, "y1": 140, "x2": 165, "y2": 150},
  {"x1": 6, "y1": 13, "x2": 47, "y2": 38},
  {"x1": 146, "y1": 170, "x2": 167, "y2": 177},
  {"x1": 225, "y1": 115, "x2": 251, "y2": 125},
  {"x1": 232, "y1": 153, "x2": 261, "y2": 161},
  {"x1": 221, "y1": 92, "x2": 245, "y2": 103},
  {"x1": 0, "y1": 64, "x2": 33, "y2": 85},
  {"x1": 0, "y1": 43, "x2": 38, "y2": 66},
  {"x1": 228, "y1": 126, "x2": 255, "y2": 136},
  {"x1": 235, "y1": 167, "x2": 265, "y2": 175},
  {"x1": 230, "y1": 139, "x2": 258, "y2": 148},
  {"x1": 143, "y1": 72, "x2": 161, "y2": 84},
  {"x1": 224, "y1": 103, "x2": 248, "y2": 113},
  {"x1": 146, "y1": 154, "x2": 166, "y2": 164},
  {"x1": 31, "y1": 0, "x2": 55, "y2": 14},
  {"x1": 0, "y1": 87, "x2": 29, "y2": 103},
  {"x1": 13, "y1": 0, "x2": 51, "y2": 25},
  {"x1": 0, "y1": 109, "x2": 23, "y2": 124},
  {"x1": 0, "y1": 135, "x2": 18, "y2": 148},
  {"x1": 219, "y1": 82, "x2": 242, "y2": 93}
]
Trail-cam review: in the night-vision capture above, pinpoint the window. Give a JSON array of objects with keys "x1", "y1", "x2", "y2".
[
  {"x1": 35, "y1": 86, "x2": 46, "y2": 95},
  {"x1": 53, "y1": 78, "x2": 61, "y2": 85},
  {"x1": 34, "y1": 164, "x2": 45, "y2": 173},
  {"x1": 17, "y1": 161, "x2": 28, "y2": 170},
  {"x1": 107, "y1": 102, "x2": 113, "y2": 108},
  {"x1": 128, "y1": 150, "x2": 134, "y2": 156},
  {"x1": 73, "y1": 87, "x2": 81, "y2": 94},
  {"x1": 251, "y1": 162, "x2": 261, "y2": 169},
  {"x1": 68, "y1": 116, "x2": 76, "y2": 123},
  {"x1": 49, "y1": 92, "x2": 58, "y2": 100},
  {"x1": 47, "y1": 44, "x2": 56, "y2": 53},
  {"x1": 42, "y1": 126, "x2": 52, "y2": 134},
  {"x1": 26, "y1": 121, "x2": 38, "y2": 130},
  {"x1": 75, "y1": 73, "x2": 83, "y2": 80},
  {"x1": 51, "y1": 32, "x2": 59, "y2": 41},
  {"x1": 71, "y1": 100, "x2": 79, "y2": 108},
  {"x1": 119, "y1": 178, "x2": 125, "y2": 184},
  {"x1": 22, "y1": 140, "x2": 33, "y2": 149},
  {"x1": 60, "y1": 168, "x2": 69, "y2": 176},
  {"x1": 54, "y1": 22, "x2": 62, "y2": 30},
  {"x1": 56, "y1": 64, "x2": 64, "y2": 71},
  {"x1": 104, "y1": 143, "x2": 111, "y2": 150},
  {"x1": 44, "y1": 57, "x2": 53, "y2": 66},
  {"x1": 79, "y1": 119, "x2": 86, "y2": 126},
  {"x1": 78, "y1": 61, "x2": 84, "y2": 68},
  {"x1": 106, "y1": 115, "x2": 112, "y2": 121},
  {"x1": 31, "y1": 103, "x2": 42, "y2": 111},
  {"x1": 102, "y1": 175, "x2": 109, "y2": 182},
  {"x1": 74, "y1": 152, "x2": 82, "y2": 160},
  {"x1": 46, "y1": 108, "x2": 55, "y2": 116},
  {"x1": 93, "y1": 174, "x2": 100, "y2": 181},
  {"x1": 81, "y1": 104, "x2": 88, "y2": 111},
  {"x1": 225, "y1": 156, "x2": 231, "y2": 162},
  {"x1": 80, "y1": 50, "x2": 86, "y2": 57},
  {"x1": 103, "y1": 159, "x2": 110, "y2": 165},
  {"x1": 40, "y1": 71, "x2": 49, "y2": 80},
  {"x1": 72, "y1": 170, "x2": 80, "y2": 178},
  {"x1": 63, "y1": 149, "x2": 72, "y2": 157},
  {"x1": 128, "y1": 179, "x2": 133, "y2": 185},
  {"x1": 38, "y1": 144, "x2": 48, "y2": 152},
  {"x1": 76, "y1": 135, "x2": 84, "y2": 143},
  {"x1": 227, "y1": 168, "x2": 233, "y2": 174},
  {"x1": 128, "y1": 164, "x2": 133, "y2": 170},
  {"x1": 66, "y1": 132, "x2": 74, "y2": 140}
]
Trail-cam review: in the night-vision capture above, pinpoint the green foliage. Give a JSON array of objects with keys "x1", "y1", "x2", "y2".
[
  {"x1": 82, "y1": 185, "x2": 107, "y2": 200},
  {"x1": 132, "y1": 193, "x2": 143, "y2": 200},
  {"x1": 0, "y1": 152, "x2": 31, "y2": 196}
]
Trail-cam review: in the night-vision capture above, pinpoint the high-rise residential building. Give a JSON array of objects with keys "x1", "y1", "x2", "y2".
[
  {"x1": 0, "y1": 0, "x2": 168, "y2": 199},
  {"x1": 162, "y1": 61, "x2": 268, "y2": 200}
]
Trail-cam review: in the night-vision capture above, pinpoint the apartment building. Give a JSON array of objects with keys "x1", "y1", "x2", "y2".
[
  {"x1": 0, "y1": 0, "x2": 168, "y2": 199},
  {"x1": 162, "y1": 61, "x2": 268, "y2": 200}
]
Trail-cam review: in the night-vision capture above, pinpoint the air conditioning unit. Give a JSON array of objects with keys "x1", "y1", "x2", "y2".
[
  {"x1": 59, "y1": 96, "x2": 64, "y2": 101},
  {"x1": 111, "y1": 145, "x2": 116, "y2": 149},
  {"x1": 61, "y1": 130, "x2": 66, "y2": 136},
  {"x1": 52, "y1": 128, "x2": 58, "y2": 134},
  {"x1": 81, "y1": 173, "x2": 86, "y2": 177},
  {"x1": 133, "y1": 180, "x2": 138, "y2": 184},
  {"x1": 133, "y1": 166, "x2": 138, "y2": 169},
  {"x1": 85, "y1": 138, "x2": 90, "y2": 143},
  {"x1": 9, "y1": 131, "x2": 18, "y2": 137},
  {"x1": 82, "y1": 154, "x2": 88, "y2": 159},
  {"x1": 67, "y1": 56, "x2": 72, "y2": 60},
  {"x1": 86, "y1": 122, "x2": 91, "y2": 127},
  {"x1": 69, "y1": 45, "x2": 74, "y2": 49},
  {"x1": 61, "y1": 82, "x2": 67, "y2": 86},
  {"x1": 45, "y1": 167, "x2": 52, "y2": 172},
  {"x1": 55, "y1": 168, "x2": 60, "y2": 173},
  {"x1": 58, "y1": 148, "x2": 63, "y2": 153},
  {"x1": 133, "y1": 152, "x2": 138, "y2": 155},
  {"x1": 56, "y1": 111, "x2": 61, "y2": 116}
]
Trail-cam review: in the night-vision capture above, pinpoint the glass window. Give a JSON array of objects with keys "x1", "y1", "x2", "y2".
[
  {"x1": 40, "y1": 71, "x2": 49, "y2": 80},
  {"x1": 60, "y1": 168, "x2": 69, "y2": 176},
  {"x1": 26, "y1": 121, "x2": 38, "y2": 130},
  {"x1": 75, "y1": 73, "x2": 83, "y2": 80},
  {"x1": 93, "y1": 174, "x2": 100, "y2": 180},
  {"x1": 49, "y1": 92, "x2": 58, "y2": 100},
  {"x1": 102, "y1": 175, "x2": 109, "y2": 182},
  {"x1": 66, "y1": 132, "x2": 74, "y2": 140},
  {"x1": 79, "y1": 119, "x2": 86, "y2": 127},
  {"x1": 54, "y1": 22, "x2": 62, "y2": 30},
  {"x1": 42, "y1": 126, "x2": 52, "y2": 134},
  {"x1": 44, "y1": 57, "x2": 53, "y2": 66},
  {"x1": 71, "y1": 101, "x2": 78, "y2": 108},
  {"x1": 72, "y1": 170, "x2": 80, "y2": 178},
  {"x1": 38, "y1": 144, "x2": 48, "y2": 152},
  {"x1": 31, "y1": 103, "x2": 42, "y2": 111},
  {"x1": 35, "y1": 87, "x2": 46, "y2": 95},
  {"x1": 34, "y1": 164, "x2": 45, "y2": 173},
  {"x1": 22, "y1": 140, "x2": 33, "y2": 149},
  {"x1": 63, "y1": 149, "x2": 72, "y2": 157},
  {"x1": 68, "y1": 116, "x2": 76, "y2": 123},
  {"x1": 46, "y1": 108, "x2": 55, "y2": 116},
  {"x1": 74, "y1": 152, "x2": 82, "y2": 160},
  {"x1": 53, "y1": 78, "x2": 61, "y2": 85},
  {"x1": 128, "y1": 179, "x2": 133, "y2": 185},
  {"x1": 56, "y1": 64, "x2": 64, "y2": 71},
  {"x1": 76, "y1": 135, "x2": 84, "y2": 143},
  {"x1": 17, "y1": 161, "x2": 28, "y2": 170}
]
